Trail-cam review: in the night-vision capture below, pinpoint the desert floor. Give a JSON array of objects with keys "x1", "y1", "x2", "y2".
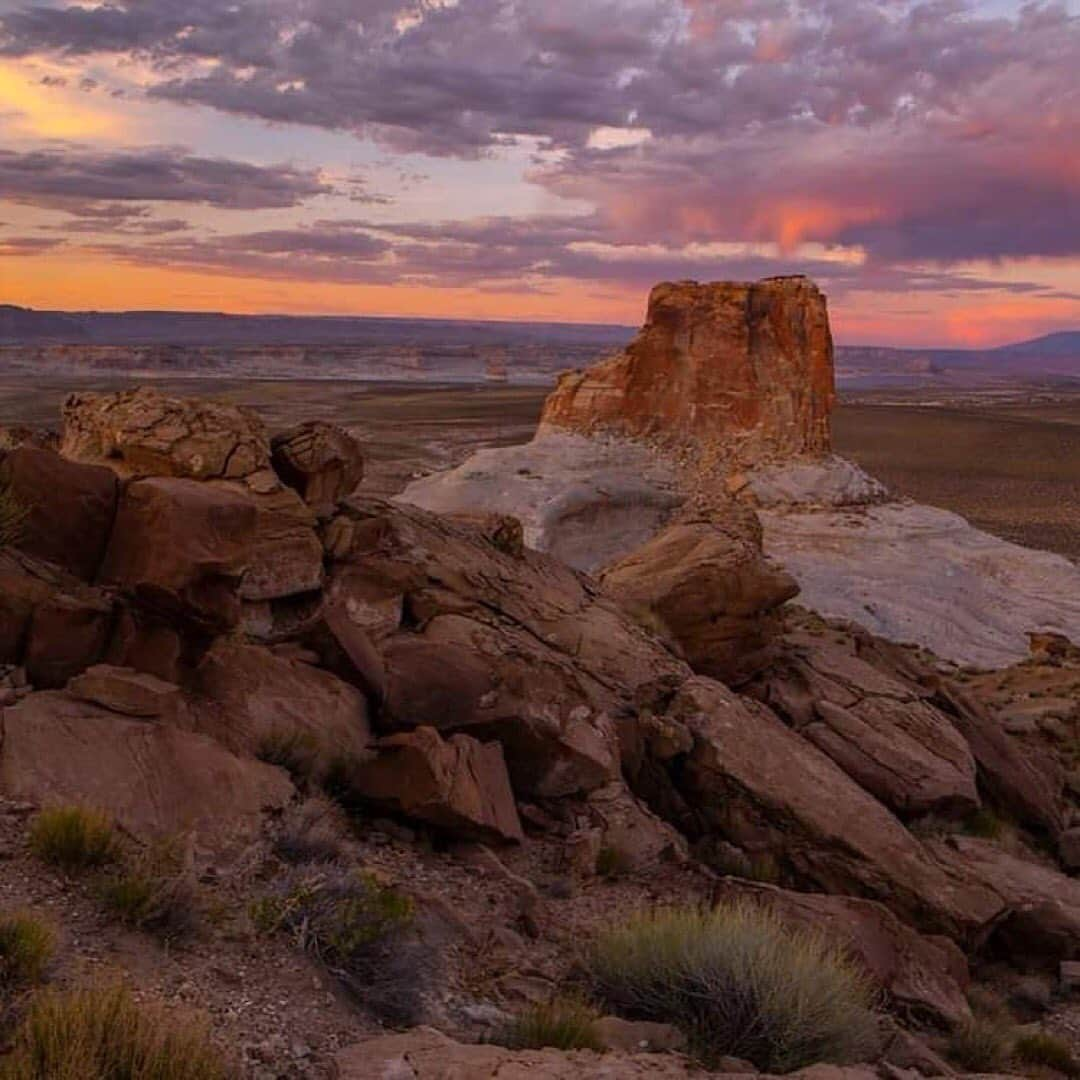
[{"x1": 2, "y1": 377, "x2": 1078, "y2": 561}]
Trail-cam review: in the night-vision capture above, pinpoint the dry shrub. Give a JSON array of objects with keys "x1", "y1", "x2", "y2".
[
  {"x1": 948, "y1": 1016, "x2": 1014, "y2": 1072},
  {"x1": 502, "y1": 997, "x2": 603, "y2": 1051},
  {"x1": 251, "y1": 865, "x2": 430, "y2": 1025},
  {"x1": 271, "y1": 798, "x2": 347, "y2": 865},
  {"x1": 0, "y1": 913, "x2": 54, "y2": 990},
  {"x1": 256, "y1": 729, "x2": 321, "y2": 788},
  {"x1": 590, "y1": 901, "x2": 881, "y2": 1073},
  {"x1": 100, "y1": 840, "x2": 198, "y2": 941},
  {"x1": 28, "y1": 807, "x2": 118, "y2": 872},
  {"x1": 0, "y1": 983, "x2": 236, "y2": 1080}
]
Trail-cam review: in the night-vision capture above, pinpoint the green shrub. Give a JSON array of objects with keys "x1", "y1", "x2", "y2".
[
  {"x1": 100, "y1": 841, "x2": 198, "y2": 940},
  {"x1": 0, "y1": 913, "x2": 54, "y2": 989},
  {"x1": 0, "y1": 983, "x2": 236, "y2": 1080},
  {"x1": 1015, "y1": 1030, "x2": 1079, "y2": 1076},
  {"x1": 590, "y1": 902, "x2": 880, "y2": 1072},
  {"x1": 28, "y1": 807, "x2": 117, "y2": 872},
  {"x1": 503, "y1": 997, "x2": 603, "y2": 1051},
  {"x1": 252, "y1": 866, "x2": 426, "y2": 1024},
  {"x1": 0, "y1": 481, "x2": 27, "y2": 548},
  {"x1": 948, "y1": 1017, "x2": 1014, "y2": 1072}
]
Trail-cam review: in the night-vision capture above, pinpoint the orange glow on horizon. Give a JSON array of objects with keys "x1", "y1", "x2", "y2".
[{"x1": 2, "y1": 251, "x2": 1076, "y2": 347}]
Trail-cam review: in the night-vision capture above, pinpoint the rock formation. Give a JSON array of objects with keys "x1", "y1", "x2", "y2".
[
  {"x1": 401, "y1": 276, "x2": 1080, "y2": 666},
  {"x1": 2, "y1": 379, "x2": 1079, "y2": 1075},
  {"x1": 540, "y1": 277, "x2": 834, "y2": 461}
]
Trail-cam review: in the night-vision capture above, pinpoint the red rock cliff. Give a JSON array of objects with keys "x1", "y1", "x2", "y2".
[{"x1": 539, "y1": 276, "x2": 835, "y2": 459}]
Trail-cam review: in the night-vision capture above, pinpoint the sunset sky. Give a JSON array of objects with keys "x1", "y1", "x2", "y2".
[{"x1": 0, "y1": 0, "x2": 1077, "y2": 346}]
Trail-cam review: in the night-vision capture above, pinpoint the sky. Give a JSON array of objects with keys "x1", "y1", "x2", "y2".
[{"x1": 0, "y1": 0, "x2": 1077, "y2": 346}]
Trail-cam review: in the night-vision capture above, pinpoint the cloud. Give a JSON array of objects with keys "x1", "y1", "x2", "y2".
[
  {"x1": 1, "y1": 0, "x2": 1077, "y2": 280},
  {"x1": 0, "y1": 145, "x2": 332, "y2": 213}
]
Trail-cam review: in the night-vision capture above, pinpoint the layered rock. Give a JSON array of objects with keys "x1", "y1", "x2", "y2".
[
  {"x1": 539, "y1": 277, "x2": 834, "y2": 461},
  {"x1": 271, "y1": 420, "x2": 364, "y2": 514}
]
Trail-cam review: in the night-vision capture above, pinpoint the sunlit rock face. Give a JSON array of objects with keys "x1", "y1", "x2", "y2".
[{"x1": 539, "y1": 276, "x2": 835, "y2": 462}]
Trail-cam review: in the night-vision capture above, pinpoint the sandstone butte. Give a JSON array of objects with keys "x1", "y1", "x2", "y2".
[{"x1": 538, "y1": 276, "x2": 835, "y2": 461}]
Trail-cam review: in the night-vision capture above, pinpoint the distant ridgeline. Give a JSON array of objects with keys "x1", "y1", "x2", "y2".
[{"x1": 0, "y1": 304, "x2": 1077, "y2": 385}]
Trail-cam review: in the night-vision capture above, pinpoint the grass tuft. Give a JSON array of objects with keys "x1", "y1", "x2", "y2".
[
  {"x1": 502, "y1": 997, "x2": 603, "y2": 1051},
  {"x1": 0, "y1": 912, "x2": 54, "y2": 989},
  {"x1": 947, "y1": 1017, "x2": 1015, "y2": 1072},
  {"x1": 590, "y1": 901, "x2": 880, "y2": 1072},
  {"x1": 595, "y1": 845, "x2": 633, "y2": 880},
  {"x1": 0, "y1": 983, "x2": 236, "y2": 1080},
  {"x1": 1015, "y1": 1031, "x2": 1079, "y2": 1076},
  {"x1": 28, "y1": 807, "x2": 118, "y2": 872},
  {"x1": 99, "y1": 840, "x2": 198, "y2": 940},
  {"x1": 256, "y1": 729, "x2": 320, "y2": 787},
  {"x1": 963, "y1": 807, "x2": 1007, "y2": 840}
]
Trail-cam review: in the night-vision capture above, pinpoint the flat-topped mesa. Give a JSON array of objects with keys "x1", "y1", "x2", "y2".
[{"x1": 539, "y1": 276, "x2": 835, "y2": 461}]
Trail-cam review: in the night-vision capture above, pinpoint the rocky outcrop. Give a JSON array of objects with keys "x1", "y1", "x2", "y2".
[
  {"x1": 0, "y1": 446, "x2": 118, "y2": 581},
  {"x1": 539, "y1": 277, "x2": 834, "y2": 461},
  {"x1": 326, "y1": 495, "x2": 687, "y2": 799},
  {"x1": 600, "y1": 515, "x2": 799, "y2": 685},
  {"x1": 665, "y1": 677, "x2": 1003, "y2": 939},
  {"x1": 351, "y1": 725, "x2": 523, "y2": 845},
  {"x1": 61, "y1": 387, "x2": 270, "y2": 481},
  {"x1": 0, "y1": 690, "x2": 293, "y2": 857},
  {"x1": 748, "y1": 628, "x2": 980, "y2": 819},
  {"x1": 271, "y1": 420, "x2": 364, "y2": 514}
]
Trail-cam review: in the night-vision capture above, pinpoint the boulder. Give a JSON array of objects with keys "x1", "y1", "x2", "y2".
[
  {"x1": 68, "y1": 663, "x2": 180, "y2": 720},
  {"x1": 270, "y1": 420, "x2": 363, "y2": 513},
  {"x1": 600, "y1": 516, "x2": 798, "y2": 685},
  {"x1": 747, "y1": 630, "x2": 979, "y2": 819},
  {"x1": 191, "y1": 639, "x2": 371, "y2": 774},
  {"x1": 0, "y1": 691, "x2": 293, "y2": 856},
  {"x1": 61, "y1": 387, "x2": 270, "y2": 481},
  {"x1": 712, "y1": 879, "x2": 972, "y2": 1029},
  {"x1": 0, "y1": 446, "x2": 118, "y2": 581},
  {"x1": 664, "y1": 677, "x2": 1003, "y2": 941},
  {"x1": 350, "y1": 725, "x2": 523, "y2": 844},
  {"x1": 98, "y1": 477, "x2": 256, "y2": 631},
  {"x1": 105, "y1": 606, "x2": 185, "y2": 683},
  {"x1": 539, "y1": 276, "x2": 834, "y2": 461}
]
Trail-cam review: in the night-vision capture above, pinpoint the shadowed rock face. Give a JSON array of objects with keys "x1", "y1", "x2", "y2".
[{"x1": 540, "y1": 277, "x2": 835, "y2": 461}]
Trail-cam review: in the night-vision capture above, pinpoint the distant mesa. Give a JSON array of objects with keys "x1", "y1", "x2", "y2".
[{"x1": 540, "y1": 276, "x2": 835, "y2": 462}]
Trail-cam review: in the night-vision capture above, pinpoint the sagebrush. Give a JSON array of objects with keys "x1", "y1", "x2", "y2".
[
  {"x1": 100, "y1": 840, "x2": 198, "y2": 940},
  {"x1": 251, "y1": 865, "x2": 429, "y2": 1025},
  {"x1": 590, "y1": 901, "x2": 880, "y2": 1072},
  {"x1": 947, "y1": 1017, "x2": 1014, "y2": 1072},
  {"x1": 1014, "y1": 1030, "x2": 1077, "y2": 1076},
  {"x1": 0, "y1": 983, "x2": 236, "y2": 1080}
]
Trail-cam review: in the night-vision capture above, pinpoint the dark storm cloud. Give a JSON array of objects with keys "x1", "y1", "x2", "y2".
[
  {"x1": 3, "y1": 0, "x2": 1078, "y2": 266},
  {"x1": 0, "y1": 146, "x2": 331, "y2": 211}
]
